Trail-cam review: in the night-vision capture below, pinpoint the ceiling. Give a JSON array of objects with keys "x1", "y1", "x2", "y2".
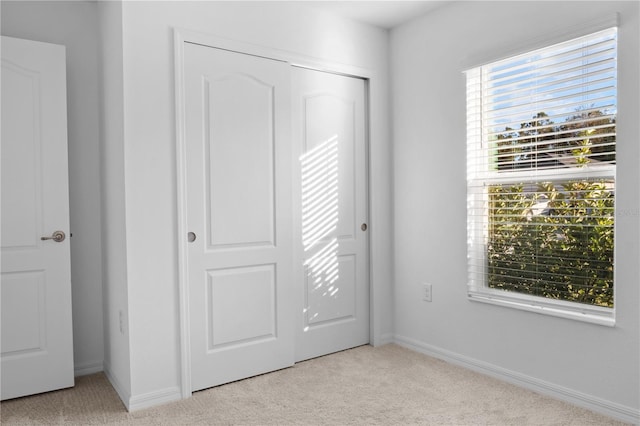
[{"x1": 301, "y1": 1, "x2": 449, "y2": 29}]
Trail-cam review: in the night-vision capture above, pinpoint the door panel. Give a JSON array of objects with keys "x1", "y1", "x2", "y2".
[
  {"x1": 1, "y1": 58, "x2": 41, "y2": 249},
  {"x1": 1, "y1": 272, "x2": 46, "y2": 354},
  {"x1": 293, "y1": 67, "x2": 369, "y2": 362},
  {"x1": 306, "y1": 254, "x2": 356, "y2": 326},
  {"x1": 303, "y1": 94, "x2": 357, "y2": 240},
  {"x1": 1, "y1": 36, "x2": 74, "y2": 400},
  {"x1": 184, "y1": 42, "x2": 293, "y2": 392},
  {"x1": 206, "y1": 265, "x2": 276, "y2": 349},
  {"x1": 205, "y1": 74, "x2": 275, "y2": 248}
]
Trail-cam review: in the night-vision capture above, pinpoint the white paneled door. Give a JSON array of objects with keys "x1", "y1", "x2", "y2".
[
  {"x1": 1, "y1": 36, "x2": 74, "y2": 400},
  {"x1": 292, "y1": 67, "x2": 369, "y2": 362},
  {"x1": 183, "y1": 43, "x2": 294, "y2": 391}
]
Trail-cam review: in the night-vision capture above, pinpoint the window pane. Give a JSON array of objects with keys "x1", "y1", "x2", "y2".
[
  {"x1": 487, "y1": 179, "x2": 614, "y2": 308},
  {"x1": 483, "y1": 28, "x2": 618, "y2": 173}
]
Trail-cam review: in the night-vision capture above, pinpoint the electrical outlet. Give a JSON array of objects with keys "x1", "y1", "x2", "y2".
[{"x1": 422, "y1": 283, "x2": 432, "y2": 302}]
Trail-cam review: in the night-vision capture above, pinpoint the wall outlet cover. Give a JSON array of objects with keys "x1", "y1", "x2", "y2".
[{"x1": 422, "y1": 283, "x2": 432, "y2": 302}]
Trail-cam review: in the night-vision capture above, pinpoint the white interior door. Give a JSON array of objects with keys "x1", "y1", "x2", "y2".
[
  {"x1": 183, "y1": 42, "x2": 294, "y2": 391},
  {"x1": 292, "y1": 67, "x2": 369, "y2": 362},
  {"x1": 1, "y1": 36, "x2": 74, "y2": 400}
]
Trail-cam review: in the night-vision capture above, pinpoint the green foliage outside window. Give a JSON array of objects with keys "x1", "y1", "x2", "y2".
[{"x1": 487, "y1": 180, "x2": 614, "y2": 308}]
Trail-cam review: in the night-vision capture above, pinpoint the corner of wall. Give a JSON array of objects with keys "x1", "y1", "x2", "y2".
[
  {"x1": 97, "y1": 0, "x2": 132, "y2": 409},
  {"x1": 103, "y1": 361, "x2": 132, "y2": 411}
]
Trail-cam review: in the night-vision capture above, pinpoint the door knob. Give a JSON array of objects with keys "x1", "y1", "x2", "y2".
[
  {"x1": 41, "y1": 230, "x2": 66, "y2": 242},
  {"x1": 361, "y1": 223, "x2": 368, "y2": 232},
  {"x1": 187, "y1": 232, "x2": 197, "y2": 243}
]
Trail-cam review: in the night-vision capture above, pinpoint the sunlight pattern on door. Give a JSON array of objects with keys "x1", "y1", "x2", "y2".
[{"x1": 301, "y1": 135, "x2": 340, "y2": 330}]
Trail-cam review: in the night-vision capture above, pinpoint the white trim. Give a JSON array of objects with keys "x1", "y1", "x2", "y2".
[
  {"x1": 394, "y1": 335, "x2": 640, "y2": 425},
  {"x1": 174, "y1": 27, "x2": 374, "y2": 80},
  {"x1": 74, "y1": 360, "x2": 103, "y2": 377},
  {"x1": 478, "y1": 165, "x2": 617, "y2": 185},
  {"x1": 173, "y1": 28, "x2": 193, "y2": 401},
  {"x1": 461, "y1": 13, "x2": 619, "y2": 71},
  {"x1": 174, "y1": 27, "x2": 382, "y2": 400},
  {"x1": 128, "y1": 386, "x2": 182, "y2": 412},
  {"x1": 103, "y1": 361, "x2": 131, "y2": 411},
  {"x1": 468, "y1": 292, "x2": 615, "y2": 327}
]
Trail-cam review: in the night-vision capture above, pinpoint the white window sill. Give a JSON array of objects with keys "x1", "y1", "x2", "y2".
[{"x1": 468, "y1": 291, "x2": 615, "y2": 327}]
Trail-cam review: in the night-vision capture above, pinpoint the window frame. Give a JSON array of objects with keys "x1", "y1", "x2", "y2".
[{"x1": 465, "y1": 27, "x2": 618, "y2": 327}]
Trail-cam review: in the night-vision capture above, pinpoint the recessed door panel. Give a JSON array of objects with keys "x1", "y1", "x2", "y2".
[
  {"x1": 305, "y1": 254, "x2": 356, "y2": 327},
  {"x1": 1, "y1": 62, "x2": 41, "y2": 249},
  {"x1": 304, "y1": 95, "x2": 356, "y2": 241},
  {"x1": 1, "y1": 271, "x2": 46, "y2": 355},
  {"x1": 205, "y1": 76, "x2": 275, "y2": 248},
  {"x1": 207, "y1": 265, "x2": 276, "y2": 349}
]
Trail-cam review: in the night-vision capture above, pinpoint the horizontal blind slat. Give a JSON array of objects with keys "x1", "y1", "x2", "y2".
[
  {"x1": 484, "y1": 93, "x2": 616, "y2": 123},
  {"x1": 486, "y1": 106, "x2": 616, "y2": 134},
  {"x1": 485, "y1": 55, "x2": 616, "y2": 96}
]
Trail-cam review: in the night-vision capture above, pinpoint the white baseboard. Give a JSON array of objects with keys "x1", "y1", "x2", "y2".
[
  {"x1": 74, "y1": 360, "x2": 103, "y2": 377},
  {"x1": 128, "y1": 386, "x2": 182, "y2": 412},
  {"x1": 103, "y1": 362, "x2": 131, "y2": 411},
  {"x1": 394, "y1": 335, "x2": 640, "y2": 425}
]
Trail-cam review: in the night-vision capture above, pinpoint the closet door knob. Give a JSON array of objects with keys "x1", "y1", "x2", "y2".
[{"x1": 187, "y1": 232, "x2": 197, "y2": 243}]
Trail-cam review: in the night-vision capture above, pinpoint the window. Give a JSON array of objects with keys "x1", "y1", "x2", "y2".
[{"x1": 466, "y1": 27, "x2": 617, "y2": 325}]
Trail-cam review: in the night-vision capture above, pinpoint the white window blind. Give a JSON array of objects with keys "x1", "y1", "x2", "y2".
[{"x1": 466, "y1": 28, "x2": 617, "y2": 325}]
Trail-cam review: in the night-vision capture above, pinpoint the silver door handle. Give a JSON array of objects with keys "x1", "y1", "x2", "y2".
[{"x1": 41, "y1": 230, "x2": 66, "y2": 242}]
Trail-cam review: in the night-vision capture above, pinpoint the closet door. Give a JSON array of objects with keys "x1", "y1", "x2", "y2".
[
  {"x1": 292, "y1": 67, "x2": 370, "y2": 362},
  {"x1": 183, "y1": 42, "x2": 294, "y2": 391}
]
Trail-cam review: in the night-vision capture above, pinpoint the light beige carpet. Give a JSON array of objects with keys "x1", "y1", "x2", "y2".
[{"x1": 0, "y1": 344, "x2": 628, "y2": 425}]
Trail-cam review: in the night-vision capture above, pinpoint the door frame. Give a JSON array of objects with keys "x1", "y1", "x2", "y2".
[{"x1": 173, "y1": 28, "x2": 382, "y2": 398}]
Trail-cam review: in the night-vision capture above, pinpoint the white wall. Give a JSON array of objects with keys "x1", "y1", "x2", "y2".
[
  {"x1": 1, "y1": 1, "x2": 105, "y2": 377},
  {"x1": 391, "y1": 1, "x2": 639, "y2": 421},
  {"x1": 101, "y1": 1, "x2": 393, "y2": 407},
  {"x1": 98, "y1": 0, "x2": 132, "y2": 403}
]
